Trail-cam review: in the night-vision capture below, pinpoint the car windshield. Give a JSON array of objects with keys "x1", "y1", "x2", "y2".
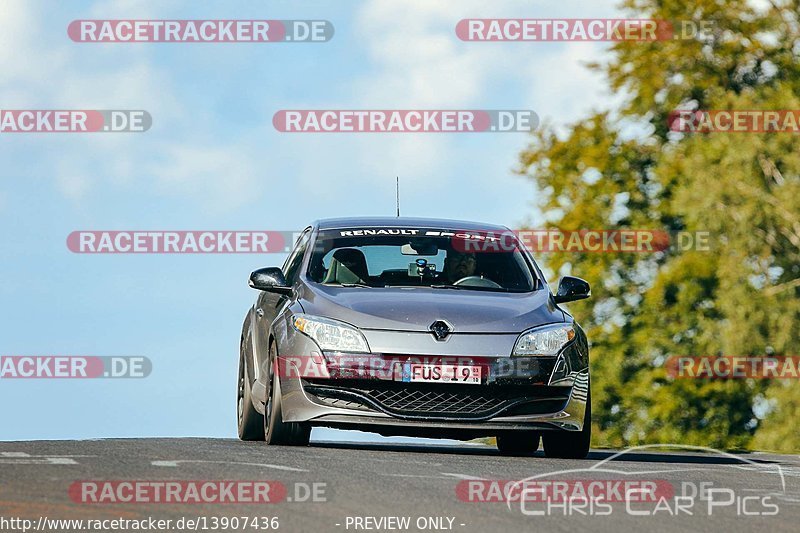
[{"x1": 306, "y1": 228, "x2": 538, "y2": 292}]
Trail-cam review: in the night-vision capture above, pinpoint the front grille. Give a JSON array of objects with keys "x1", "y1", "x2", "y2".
[
  {"x1": 367, "y1": 386, "x2": 503, "y2": 415},
  {"x1": 305, "y1": 380, "x2": 569, "y2": 420}
]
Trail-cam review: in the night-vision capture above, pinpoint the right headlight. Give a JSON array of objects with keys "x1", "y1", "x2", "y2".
[
  {"x1": 512, "y1": 323, "x2": 575, "y2": 356},
  {"x1": 292, "y1": 314, "x2": 370, "y2": 353}
]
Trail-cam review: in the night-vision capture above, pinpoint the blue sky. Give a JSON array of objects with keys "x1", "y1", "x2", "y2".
[{"x1": 0, "y1": 0, "x2": 621, "y2": 440}]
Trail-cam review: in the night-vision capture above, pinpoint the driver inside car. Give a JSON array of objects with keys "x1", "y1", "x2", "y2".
[{"x1": 442, "y1": 250, "x2": 478, "y2": 283}]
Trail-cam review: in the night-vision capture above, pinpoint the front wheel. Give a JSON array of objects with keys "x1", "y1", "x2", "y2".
[
  {"x1": 237, "y1": 339, "x2": 265, "y2": 441},
  {"x1": 542, "y1": 388, "x2": 591, "y2": 459},
  {"x1": 264, "y1": 342, "x2": 311, "y2": 446}
]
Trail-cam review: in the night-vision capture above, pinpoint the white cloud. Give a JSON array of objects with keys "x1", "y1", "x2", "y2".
[
  {"x1": 0, "y1": 0, "x2": 225, "y2": 209},
  {"x1": 523, "y1": 41, "x2": 617, "y2": 130},
  {"x1": 87, "y1": 0, "x2": 181, "y2": 18},
  {"x1": 0, "y1": 1, "x2": 65, "y2": 96},
  {"x1": 55, "y1": 172, "x2": 92, "y2": 201},
  {"x1": 147, "y1": 143, "x2": 261, "y2": 212},
  {"x1": 354, "y1": 0, "x2": 620, "y2": 117},
  {"x1": 354, "y1": 0, "x2": 498, "y2": 106},
  {"x1": 282, "y1": 0, "x2": 625, "y2": 204},
  {"x1": 1, "y1": 0, "x2": 626, "y2": 218}
]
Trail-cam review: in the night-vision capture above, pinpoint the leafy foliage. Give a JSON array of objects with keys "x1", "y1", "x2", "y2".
[{"x1": 519, "y1": 0, "x2": 800, "y2": 451}]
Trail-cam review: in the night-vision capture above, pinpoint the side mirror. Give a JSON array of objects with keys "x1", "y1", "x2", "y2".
[
  {"x1": 249, "y1": 267, "x2": 293, "y2": 296},
  {"x1": 553, "y1": 276, "x2": 591, "y2": 304}
]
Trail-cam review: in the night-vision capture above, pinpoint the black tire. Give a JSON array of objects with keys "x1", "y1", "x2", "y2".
[
  {"x1": 237, "y1": 337, "x2": 265, "y2": 441},
  {"x1": 496, "y1": 431, "x2": 541, "y2": 456},
  {"x1": 264, "y1": 342, "x2": 311, "y2": 446},
  {"x1": 542, "y1": 389, "x2": 591, "y2": 459}
]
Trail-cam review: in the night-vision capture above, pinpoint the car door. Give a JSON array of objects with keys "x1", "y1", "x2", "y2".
[{"x1": 251, "y1": 228, "x2": 312, "y2": 378}]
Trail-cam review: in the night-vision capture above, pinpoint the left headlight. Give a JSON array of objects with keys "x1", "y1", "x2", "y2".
[
  {"x1": 512, "y1": 323, "x2": 575, "y2": 356},
  {"x1": 292, "y1": 314, "x2": 370, "y2": 353}
]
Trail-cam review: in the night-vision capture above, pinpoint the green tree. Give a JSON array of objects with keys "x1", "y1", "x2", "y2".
[{"x1": 519, "y1": 0, "x2": 800, "y2": 451}]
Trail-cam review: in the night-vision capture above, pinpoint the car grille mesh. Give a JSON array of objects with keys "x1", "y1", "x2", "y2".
[
  {"x1": 305, "y1": 380, "x2": 567, "y2": 419},
  {"x1": 365, "y1": 387, "x2": 503, "y2": 415}
]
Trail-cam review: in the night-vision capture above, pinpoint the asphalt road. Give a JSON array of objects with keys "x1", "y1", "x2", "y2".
[{"x1": 1, "y1": 437, "x2": 799, "y2": 533}]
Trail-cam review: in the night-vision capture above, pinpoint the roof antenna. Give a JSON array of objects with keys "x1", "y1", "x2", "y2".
[{"x1": 396, "y1": 176, "x2": 400, "y2": 217}]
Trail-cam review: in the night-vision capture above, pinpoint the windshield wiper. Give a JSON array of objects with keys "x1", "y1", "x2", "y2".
[{"x1": 333, "y1": 282, "x2": 374, "y2": 288}]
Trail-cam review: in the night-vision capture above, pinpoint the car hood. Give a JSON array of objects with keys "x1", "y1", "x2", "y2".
[{"x1": 297, "y1": 282, "x2": 564, "y2": 333}]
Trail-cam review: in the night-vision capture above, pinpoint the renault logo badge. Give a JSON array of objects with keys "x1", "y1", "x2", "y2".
[{"x1": 429, "y1": 320, "x2": 453, "y2": 341}]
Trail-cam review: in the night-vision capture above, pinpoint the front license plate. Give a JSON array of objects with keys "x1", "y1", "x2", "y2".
[{"x1": 400, "y1": 362, "x2": 482, "y2": 384}]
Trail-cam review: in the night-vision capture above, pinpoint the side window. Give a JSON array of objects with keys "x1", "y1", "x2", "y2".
[{"x1": 283, "y1": 229, "x2": 311, "y2": 284}]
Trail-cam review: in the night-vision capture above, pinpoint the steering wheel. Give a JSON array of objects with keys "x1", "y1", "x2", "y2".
[{"x1": 453, "y1": 276, "x2": 502, "y2": 288}]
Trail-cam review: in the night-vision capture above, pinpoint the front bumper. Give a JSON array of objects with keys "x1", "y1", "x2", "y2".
[{"x1": 275, "y1": 340, "x2": 589, "y2": 437}]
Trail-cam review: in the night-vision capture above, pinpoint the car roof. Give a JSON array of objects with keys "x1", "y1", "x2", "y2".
[{"x1": 313, "y1": 216, "x2": 510, "y2": 232}]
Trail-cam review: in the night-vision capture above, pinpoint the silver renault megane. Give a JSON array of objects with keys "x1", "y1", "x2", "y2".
[{"x1": 237, "y1": 217, "x2": 591, "y2": 457}]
